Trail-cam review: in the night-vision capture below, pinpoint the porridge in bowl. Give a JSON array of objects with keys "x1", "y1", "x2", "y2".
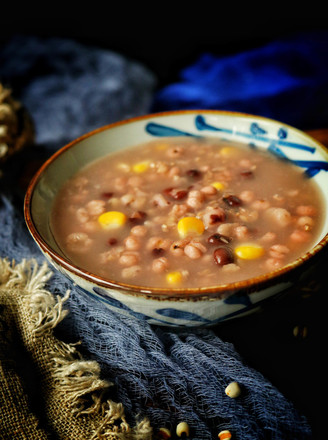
[{"x1": 50, "y1": 137, "x2": 325, "y2": 289}]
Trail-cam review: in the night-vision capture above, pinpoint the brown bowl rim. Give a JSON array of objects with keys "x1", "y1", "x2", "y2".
[{"x1": 24, "y1": 109, "x2": 328, "y2": 301}]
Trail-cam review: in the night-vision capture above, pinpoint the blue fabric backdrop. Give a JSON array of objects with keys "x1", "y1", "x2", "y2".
[{"x1": 152, "y1": 31, "x2": 328, "y2": 131}]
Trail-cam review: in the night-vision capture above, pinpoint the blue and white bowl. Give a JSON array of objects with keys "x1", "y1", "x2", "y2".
[{"x1": 24, "y1": 110, "x2": 328, "y2": 327}]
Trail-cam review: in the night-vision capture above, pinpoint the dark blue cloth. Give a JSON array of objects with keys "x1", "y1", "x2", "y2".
[
  {"x1": 152, "y1": 31, "x2": 328, "y2": 130},
  {"x1": 0, "y1": 35, "x2": 317, "y2": 439}
]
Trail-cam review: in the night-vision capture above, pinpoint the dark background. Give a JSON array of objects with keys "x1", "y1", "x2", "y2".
[{"x1": 1, "y1": 14, "x2": 328, "y2": 90}]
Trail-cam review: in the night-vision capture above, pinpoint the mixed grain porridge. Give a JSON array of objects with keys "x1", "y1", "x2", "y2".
[{"x1": 51, "y1": 137, "x2": 325, "y2": 289}]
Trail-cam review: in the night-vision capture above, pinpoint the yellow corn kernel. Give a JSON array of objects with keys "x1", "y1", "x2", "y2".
[
  {"x1": 132, "y1": 160, "x2": 150, "y2": 173},
  {"x1": 155, "y1": 142, "x2": 169, "y2": 151},
  {"x1": 235, "y1": 243, "x2": 265, "y2": 260},
  {"x1": 211, "y1": 181, "x2": 225, "y2": 191},
  {"x1": 98, "y1": 211, "x2": 127, "y2": 230},
  {"x1": 166, "y1": 271, "x2": 183, "y2": 285},
  {"x1": 177, "y1": 216, "x2": 205, "y2": 238},
  {"x1": 220, "y1": 146, "x2": 239, "y2": 157}
]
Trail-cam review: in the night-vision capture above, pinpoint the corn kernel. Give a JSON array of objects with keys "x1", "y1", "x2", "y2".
[
  {"x1": 220, "y1": 146, "x2": 239, "y2": 157},
  {"x1": 155, "y1": 142, "x2": 169, "y2": 151},
  {"x1": 211, "y1": 181, "x2": 225, "y2": 191},
  {"x1": 177, "y1": 216, "x2": 205, "y2": 238},
  {"x1": 166, "y1": 271, "x2": 183, "y2": 285},
  {"x1": 234, "y1": 243, "x2": 265, "y2": 260},
  {"x1": 132, "y1": 160, "x2": 150, "y2": 173},
  {"x1": 218, "y1": 430, "x2": 232, "y2": 440},
  {"x1": 98, "y1": 211, "x2": 127, "y2": 230}
]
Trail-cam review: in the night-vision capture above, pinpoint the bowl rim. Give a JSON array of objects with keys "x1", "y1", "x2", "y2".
[{"x1": 24, "y1": 109, "x2": 328, "y2": 301}]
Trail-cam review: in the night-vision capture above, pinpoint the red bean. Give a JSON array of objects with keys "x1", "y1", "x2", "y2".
[
  {"x1": 186, "y1": 169, "x2": 202, "y2": 179},
  {"x1": 152, "y1": 247, "x2": 165, "y2": 256},
  {"x1": 213, "y1": 246, "x2": 234, "y2": 266},
  {"x1": 163, "y1": 187, "x2": 188, "y2": 200},
  {"x1": 210, "y1": 213, "x2": 226, "y2": 224},
  {"x1": 129, "y1": 211, "x2": 147, "y2": 224},
  {"x1": 223, "y1": 195, "x2": 242, "y2": 207},
  {"x1": 101, "y1": 191, "x2": 114, "y2": 199},
  {"x1": 208, "y1": 233, "x2": 231, "y2": 245},
  {"x1": 240, "y1": 170, "x2": 253, "y2": 178},
  {"x1": 108, "y1": 238, "x2": 118, "y2": 246}
]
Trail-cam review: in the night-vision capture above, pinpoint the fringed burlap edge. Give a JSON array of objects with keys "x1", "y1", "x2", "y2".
[{"x1": 0, "y1": 258, "x2": 153, "y2": 440}]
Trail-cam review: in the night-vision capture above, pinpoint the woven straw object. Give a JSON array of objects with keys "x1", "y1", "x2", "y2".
[{"x1": 0, "y1": 83, "x2": 34, "y2": 172}]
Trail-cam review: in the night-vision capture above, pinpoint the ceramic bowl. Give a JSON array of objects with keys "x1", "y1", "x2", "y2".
[{"x1": 24, "y1": 110, "x2": 328, "y2": 327}]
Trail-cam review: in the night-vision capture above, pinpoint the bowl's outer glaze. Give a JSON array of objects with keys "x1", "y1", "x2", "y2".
[{"x1": 25, "y1": 110, "x2": 328, "y2": 327}]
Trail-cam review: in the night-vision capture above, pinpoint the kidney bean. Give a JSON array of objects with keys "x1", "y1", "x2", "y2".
[
  {"x1": 213, "y1": 246, "x2": 234, "y2": 266},
  {"x1": 223, "y1": 195, "x2": 242, "y2": 207}
]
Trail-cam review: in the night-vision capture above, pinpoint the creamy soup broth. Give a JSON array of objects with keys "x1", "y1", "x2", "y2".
[{"x1": 51, "y1": 137, "x2": 325, "y2": 289}]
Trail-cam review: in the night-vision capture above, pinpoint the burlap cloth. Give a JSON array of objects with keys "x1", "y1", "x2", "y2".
[{"x1": 0, "y1": 258, "x2": 152, "y2": 439}]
